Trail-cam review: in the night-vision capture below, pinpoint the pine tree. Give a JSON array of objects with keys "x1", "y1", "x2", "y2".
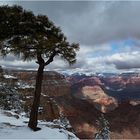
[
  {"x1": 0, "y1": 5, "x2": 79, "y2": 131},
  {"x1": 95, "y1": 114, "x2": 110, "y2": 140}
]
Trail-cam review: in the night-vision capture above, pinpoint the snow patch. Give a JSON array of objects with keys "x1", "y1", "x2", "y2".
[
  {"x1": 3, "y1": 75, "x2": 17, "y2": 79},
  {"x1": 0, "y1": 110, "x2": 79, "y2": 140}
]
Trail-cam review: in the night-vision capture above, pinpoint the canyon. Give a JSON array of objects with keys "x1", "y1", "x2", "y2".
[{"x1": 1, "y1": 69, "x2": 140, "y2": 139}]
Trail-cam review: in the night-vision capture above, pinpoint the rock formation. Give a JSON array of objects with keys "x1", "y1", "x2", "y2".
[
  {"x1": 3, "y1": 70, "x2": 140, "y2": 139},
  {"x1": 70, "y1": 76, "x2": 118, "y2": 113}
]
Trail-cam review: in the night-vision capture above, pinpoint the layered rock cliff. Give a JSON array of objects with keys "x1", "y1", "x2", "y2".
[
  {"x1": 14, "y1": 70, "x2": 70, "y2": 97},
  {"x1": 1, "y1": 69, "x2": 140, "y2": 139}
]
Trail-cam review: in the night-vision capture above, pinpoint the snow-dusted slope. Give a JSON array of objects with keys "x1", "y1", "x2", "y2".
[{"x1": 0, "y1": 110, "x2": 79, "y2": 140}]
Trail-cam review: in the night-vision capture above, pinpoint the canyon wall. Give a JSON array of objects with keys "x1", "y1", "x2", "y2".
[{"x1": 3, "y1": 69, "x2": 140, "y2": 139}]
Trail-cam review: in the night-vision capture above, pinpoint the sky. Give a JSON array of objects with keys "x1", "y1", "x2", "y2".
[{"x1": 0, "y1": 1, "x2": 140, "y2": 74}]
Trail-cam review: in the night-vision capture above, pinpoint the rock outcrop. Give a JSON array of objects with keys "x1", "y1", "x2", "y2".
[{"x1": 72, "y1": 84, "x2": 118, "y2": 113}]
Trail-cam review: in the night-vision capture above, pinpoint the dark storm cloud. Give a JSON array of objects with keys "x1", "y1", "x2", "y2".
[
  {"x1": 6, "y1": 1, "x2": 140, "y2": 46},
  {"x1": 115, "y1": 62, "x2": 140, "y2": 70}
]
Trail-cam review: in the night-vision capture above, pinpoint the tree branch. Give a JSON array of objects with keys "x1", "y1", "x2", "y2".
[{"x1": 44, "y1": 50, "x2": 59, "y2": 66}]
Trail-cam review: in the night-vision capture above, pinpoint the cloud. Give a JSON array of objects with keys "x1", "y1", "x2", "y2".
[
  {"x1": 3, "y1": 1, "x2": 140, "y2": 45},
  {"x1": 105, "y1": 51, "x2": 140, "y2": 69},
  {"x1": 0, "y1": 57, "x2": 36, "y2": 70},
  {"x1": 1, "y1": 42, "x2": 140, "y2": 73},
  {"x1": 0, "y1": 54, "x2": 72, "y2": 70},
  {"x1": 68, "y1": 50, "x2": 140, "y2": 73},
  {"x1": 1, "y1": 1, "x2": 140, "y2": 73}
]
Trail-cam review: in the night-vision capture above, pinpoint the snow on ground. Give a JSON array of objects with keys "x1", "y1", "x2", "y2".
[
  {"x1": 17, "y1": 81, "x2": 34, "y2": 89},
  {"x1": 0, "y1": 110, "x2": 79, "y2": 140},
  {"x1": 3, "y1": 75, "x2": 17, "y2": 79}
]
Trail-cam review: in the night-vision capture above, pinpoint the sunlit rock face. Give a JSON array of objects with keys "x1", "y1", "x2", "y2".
[
  {"x1": 93, "y1": 97, "x2": 118, "y2": 113},
  {"x1": 73, "y1": 85, "x2": 118, "y2": 113}
]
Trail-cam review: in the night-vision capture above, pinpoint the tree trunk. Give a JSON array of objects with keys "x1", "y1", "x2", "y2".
[{"x1": 28, "y1": 64, "x2": 44, "y2": 131}]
